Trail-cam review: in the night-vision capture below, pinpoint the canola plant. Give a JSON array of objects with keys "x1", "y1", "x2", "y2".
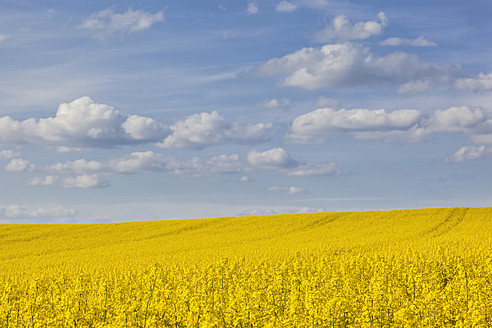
[{"x1": 1, "y1": 207, "x2": 491, "y2": 327}]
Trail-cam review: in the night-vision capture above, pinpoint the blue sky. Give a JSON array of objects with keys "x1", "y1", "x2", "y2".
[{"x1": 0, "y1": 0, "x2": 491, "y2": 223}]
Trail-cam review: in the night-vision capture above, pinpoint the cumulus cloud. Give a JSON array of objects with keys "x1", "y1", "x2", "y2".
[
  {"x1": 313, "y1": 12, "x2": 388, "y2": 43},
  {"x1": 267, "y1": 186, "x2": 307, "y2": 195},
  {"x1": 0, "y1": 204, "x2": 76, "y2": 219},
  {"x1": 256, "y1": 98, "x2": 290, "y2": 109},
  {"x1": 380, "y1": 36, "x2": 437, "y2": 47},
  {"x1": 29, "y1": 174, "x2": 109, "y2": 188},
  {"x1": 286, "y1": 105, "x2": 492, "y2": 150},
  {"x1": 255, "y1": 42, "x2": 455, "y2": 91},
  {"x1": 427, "y1": 106, "x2": 486, "y2": 133},
  {"x1": 60, "y1": 175, "x2": 110, "y2": 189},
  {"x1": 247, "y1": 147, "x2": 298, "y2": 169},
  {"x1": 240, "y1": 176, "x2": 250, "y2": 182},
  {"x1": 455, "y1": 72, "x2": 492, "y2": 91},
  {"x1": 0, "y1": 97, "x2": 170, "y2": 149},
  {"x1": 278, "y1": 105, "x2": 489, "y2": 162},
  {"x1": 47, "y1": 158, "x2": 105, "y2": 175},
  {"x1": 276, "y1": 1, "x2": 297, "y2": 13},
  {"x1": 6, "y1": 158, "x2": 35, "y2": 172},
  {"x1": 29, "y1": 175, "x2": 57, "y2": 186},
  {"x1": 166, "y1": 154, "x2": 243, "y2": 177},
  {"x1": 44, "y1": 151, "x2": 166, "y2": 176},
  {"x1": 33, "y1": 147, "x2": 340, "y2": 188},
  {"x1": 247, "y1": 147, "x2": 340, "y2": 176},
  {"x1": 432, "y1": 107, "x2": 492, "y2": 158},
  {"x1": 0, "y1": 98, "x2": 270, "y2": 150},
  {"x1": 80, "y1": 7, "x2": 164, "y2": 38},
  {"x1": 415, "y1": 106, "x2": 491, "y2": 143},
  {"x1": 239, "y1": 207, "x2": 325, "y2": 216},
  {"x1": 107, "y1": 151, "x2": 168, "y2": 174},
  {"x1": 446, "y1": 145, "x2": 491, "y2": 162},
  {"x1": 122, "y1": 115, "x2": 170, "y2": 141},
  {"x1": 0, "y1": 33, "x2": 8, "y2": 42},
  {"x1": 286, "y1": 107, "x2": 422, "y2": 143},
  {"x1": 158, "y1": 111, "x2": 273, "y2": 149},
  {"x1": 247, "y1": 2, "x2": 259, "y2": 14},
  {"x1": 43, "y1": 151, "x2": 243, "y2": 180},
  {"x1": 0, "y1": 150, "x2": 21, "y2": 159},
  {"x1": 285, "y1": 162, "x2": 340, "y2": 176},
  {"x1": 397, "y1": 80, "x2": 434, "y2": 94}
]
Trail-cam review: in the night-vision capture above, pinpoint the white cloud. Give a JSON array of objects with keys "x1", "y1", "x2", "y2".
[
  {"x1": 286, "y1": 107, "x2": 421, "y2": 143},
  {"x1": 39, "y1": 146, "x2": 340, "y2": 185},
  {"x1": 313, "y1": 12, "x2": 388, "y2": 43},
  {"x1": 56, "y1": 146, "x2": 87, "y2": 153},
  {"x1": 397, "y1": 80, "x2": 434, "y2": 94},
  {"x1": 0, "y1": 97, "x2": 170, "y2": 149},
  {"x1": 446, "y1": 145, "x2": 491, "y2": 162},
  {"x1": 167, "y1": 154, "x2": 242, "y2": 177},
  {"x1": 0, "y1": 150, "x2": 21, "y2": 159},
  {"x1": 29, "y1": 175, "x2": 57, "y2": 186},
  {"x1": 158, "y1": 111, "x2": 227, "y2": 149},
  {"x1": 0, "y1": 204, "x2": 76, "y2": 219},
  {"x1": 6, "y1": 158, "x2": 35, "y2": 172},
  {"x1": 238, "y1": 206, "x2": 325, "y2": 216},
  {"x1": 158, "y1": 111, "x2": 273, "y2": 149},
  {"x1": 168, "y1": 154, "x2": 241, "y2": 177},
  {"x1": 315, "y1": 97, "x2": 340, "y2": 108},
  {"x1": 164, "y1": 153, "x2": 243, "y2": 177},
  {"x1": 109, "y1": 151, "x2": 168, "y2": 174},
  {"x1": 247, "y1": 147, "x2": 298, "y2": 169},
  {"x1": 80, "y1": 7, "x2": 164, "y2": 38},
  {"x1": 429, "y1": 107, "x2": 492, "y2": 154},
  {"x1": 455, "y1": 72, "x2": 492, "y2": 91},
  {"x1": 240, "y1": 176, "x2": 250, "y2": 182},
  {"x1": 47, "y1": 158, "x2": 105, "y2": 175},
  {"x1": 0, "y1": 98, "x2": 271, "y2": 150},
  {"x1": 44, "y1": 151, "x2": 243, "y2": 179},
  {"x1": 247, "y1": 147, "x2": 340, "y2": 176},
  {"x1": 61, "y1": 175, "x2": 110, "y2": 189},
  {"x1": 122, "y1": 115, "x2": 170, "y2": 141},
  {"x1": 286, "y1": 105, "x2": 492, "y2": 151},
  {"x1": 427, "y1": 106, "x2": 486, "y2": 133},
  {"x1": 256, "y1": 98, "x2": 290, "y2": 109},
  {"x1": 46, "y1": 151, "x2": 167, "y2": 175},
  {"x1": 380, "y1": 36, "x2": 437, "y2": 47},
  {"x1": 30, "y1": 173, "x2": 109, "y2": 189},
  {"x1": 0, "y1": 33, "x2": 8, "y2": 42},
  {"x1": 285, "y1": 162, "x2": 340, "y2": 176},
  {"x1": 267, "y1": 186, "x2": 307, "y2": 195},
  {"x1": 276, "y1": 1, "x2": 297, "y2": 13},
  {"x1": 256, "y1": 42, "x2": 454, "y2": 91},
  {"x1": 247, "y1": 2, "x2": 259, "y2": 14}
]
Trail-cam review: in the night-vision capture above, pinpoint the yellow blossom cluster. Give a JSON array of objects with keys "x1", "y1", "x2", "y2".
[{"x1": 1, "y1": 207, "x2": 491, "y2": 327}]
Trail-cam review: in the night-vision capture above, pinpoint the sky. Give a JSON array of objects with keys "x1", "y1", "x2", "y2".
[{"x1": 0, "y1": 0, "x2": 491, "y2": 223}]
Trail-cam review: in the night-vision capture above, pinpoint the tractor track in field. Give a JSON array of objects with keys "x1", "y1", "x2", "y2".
[{"x1": 422, "y1": 207, "x2": 468, "y2": 238}]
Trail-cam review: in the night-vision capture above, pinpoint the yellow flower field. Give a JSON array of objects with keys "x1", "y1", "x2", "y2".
[{"x1": 1, "y1": 207, "x2": 491, "y2": 327}]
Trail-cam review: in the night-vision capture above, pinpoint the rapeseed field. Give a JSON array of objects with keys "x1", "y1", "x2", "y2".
[{"x1": 1, "y1": 207, "x2": 491, "y2": 327}]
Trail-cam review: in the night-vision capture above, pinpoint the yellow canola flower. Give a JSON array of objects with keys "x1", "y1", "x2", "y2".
[{"x1": 0, "y1": 207, "x2": 491, "y2": 326}]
